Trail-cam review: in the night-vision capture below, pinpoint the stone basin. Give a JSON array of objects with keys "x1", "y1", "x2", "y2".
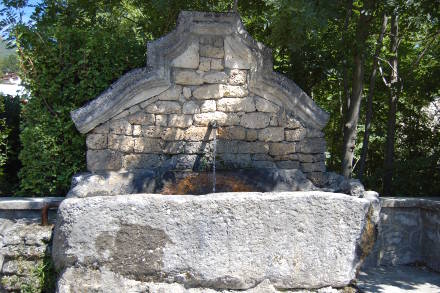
[{"x1": 52, "y1": 191, "x2": 377, "y2": 291}]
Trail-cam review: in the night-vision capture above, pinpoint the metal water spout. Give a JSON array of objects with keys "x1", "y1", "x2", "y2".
[{"x1": 209, "y1": 120, "x2": 218, "y2": 193}]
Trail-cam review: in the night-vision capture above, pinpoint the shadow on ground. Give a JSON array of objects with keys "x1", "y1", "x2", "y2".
[{"x1": 357, "y1": 265, "x2": 440, "y2": 293}]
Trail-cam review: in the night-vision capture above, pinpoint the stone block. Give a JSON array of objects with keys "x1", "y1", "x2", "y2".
[
  {"x1": 183, "y1": 101, "x2": 200, "y2": 114},
  {"x1": 223, "y1": 113, "x2": 241, "y2": 126},
  {"x1": 142, "y1": 126, "x2": 164, "y2": 138},
  {"x1": 184, "y1": 141, "x2": 213, "y2": 154},
  {"x1": 306, "y1": 172, "x2": 328, "y2": 187},
  {"x1": 91, "y1": 122, "x2": 109, "y2": 134},
  {"x1": 163, "y1": 141, "x2": 186, "y2": 154},
  {"x1": 108, "y1": 134, "x2": 135, "y2": 153},
  {"x1": 269, "y1": 143, "x2": 296, "y2": 156},
  {"x1": 152, "y1": 114, "x2": 166, "y2": 127},
  {"x1": 269, "y1": 113, "x2": 279, "y2": 126},
  {"x1": 301, "y1": 161, "x2": 326, "y2": 173},
  {"x1": 112, "y1": 108, "x2": 130, "y2": 120},
  {"x1": 200, "y1": 100, "x2": 216, "y2": 112},
  {"x1": 238, "y1": 142, "x2": 269, "y2": 154},
  {"x1": 246, "y1": 129, "x2": 258, "y2": 141},
  {"x1": 173, "y1": 69, "x2": 204, "y2": 85},
  {"x1": 240, "y1": 113, "x2": 270, "y2": 129},
  {"x1": 221, "y1": 85, "x2": 248, "y2": 98},
  {"x1": 211, "y1": 58, "x2": 224, "y2": 71},
  {"x1": 163, "y1": 128, "x2": 186, "y2": 141},
  {"x1": 217, "y1": 97, "x2": 255, "y2": 112},
  {"x1": 193, "y1": 112, "x2": 228, "y2": 126},
  {"x1": 218, "y1": 154, "x2": 252, "y2": 168},
  {"x1": 2, "y1": 260, "x2": 41, "y2": 276},
  {"x1": 252, "y1": 154, "x2": 272, "y2": 161},
  {"x1": 224, "y1": 36, "x2": 253, "y2": 69},
  {"x1": 168, "y1": 114, "x2": 193, "y2": 128},
  {"x1": 132, "y1": 125, "x2": 142, "y2": 136},
  {"x1": 298, "y1": 138, "x2": 326, "y2": 153},
  {"x1": 200, "y1": 45, "x2": 224, "y2": 58},
  {"x1": 1, "y1": 275, "x2": 40, "y2": 291},
  {"x1": 86, "y1": 134, "x2": 107, "y2": 149},
  {"x1": 53, "y1": 192, "x2": 374, "y2": 290},
  {"x1": 200, "y1": 36, "x2": 213, "y2": 45},
  {"x1": 127, "y1": 112, "x2": 155, "y2": 125},
  {"x1": 213, "y1": 36, "x2": 223, "y2": 47},
  {"x1": 228, "y1": 69, "x2": 247, "y2": 85},
  {"x1": 250, "y1": 160, "x2": 277, "y2": 169},
  {"x1": 183, "y1": 87, "x2": 192, "y2": 99},
  {"x1": 193, "y1": 84, "x2": 222, "y2": 100},
  {"x1": 203, "y1": 71, "x2": 228, "y2": 84},
  {"x1": 123, "y1": 154, "x2": 162, "y2": 169},
  {"x1": 157, "y1": 85, "x2": 182, "y2": 101},
  {"x1": 255, "y1": 96, "x2": 280, "y2": 113},
  {"x1": 284, "y1": 116, "x2": 303, "y2": 129},
  {"x1": 273, "y1": 154, "x2": 298, "y2": 161},
  {"x1": 258, "y1": 127, "x2": 284, "y2": 142},
  {"x1": 175, "y1": 154, "x2": 198, "y2": 169},
  {"x1": 171, "y1": 41, "x2": 199, "y2": 69},
  {"x1": 276, "y1": 161, "x2": 300, "y2": 169},
  {"x1": 134, "y1": 138, "x2": 164, "y2": 153},
  {"x1": 109, "y1": 120, "x2": 132, "y2": 135},
  {"x1": 140, "y1": 97, "x2": 159, "y2": 109},
  {"x1": 297, "y1": 153, "x2": 326, "y2": 163},
  {"x1": 198, "y1": 57, "x2": 211, "y2": 71},
  {"x1": 87, "y1": 150, "x2": 122, "y2": 171},
  {"x1": 306, "y1": 129, "x2": 325, "y2": 138},
  {"x1": 216, "y1": 140, "x2": 239, "y2": 153},
  {"x1": 285, "y1": 128, "x2": 306, "y2": 141},
  {"x1": 184, "y1": 126, "x2": 214, "y2": 141},
  {"x1": 218, "y1": 126, "x2": 246, "y2": 140},
  {"x1": 146, "y1": 101, "x2": 181, "y2": 114}
]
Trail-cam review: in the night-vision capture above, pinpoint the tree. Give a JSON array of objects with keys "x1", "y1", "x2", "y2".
[
  {"x1": 358, "y1": 14, "x2": 388, "y2": 180},
  {"x1": 382, "y1": 13, "x2": 399, "y2": 195},
  {"x1": 341, "y1": 0, "x2": 375, "y2": 178},
  {"x1": 0, "y1": 0, "x2": 439, "y2": 196}
]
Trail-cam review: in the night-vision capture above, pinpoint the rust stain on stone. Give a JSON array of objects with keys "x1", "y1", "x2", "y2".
[
  {"x1": 356, "y1": 205, "x2": 377, "y2": 274},
  {"x1": 161, "y1": 173, "x2": 255, "y2": 195}
]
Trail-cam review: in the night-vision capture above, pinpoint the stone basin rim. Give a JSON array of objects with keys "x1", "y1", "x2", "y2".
[{"x1": 60, "y1": 191, "x2": 370, "y2": 204}]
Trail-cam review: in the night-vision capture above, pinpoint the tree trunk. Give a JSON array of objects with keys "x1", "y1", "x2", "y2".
[
  {"x1": 383, "y1": 14, "x2": 399, "y2": 195},
  {"x1": 341, "y1": 0, "x2": 373, "y2": 178},
  {"x1": 358, "y1": 14, "x2": 388, "y2": 181},
  {"x1": 342, "y1": 0, "x2": 353, "y2": 115},
  {"x1": 332, "y1": 0, "x2": 352, "y2": 168}
]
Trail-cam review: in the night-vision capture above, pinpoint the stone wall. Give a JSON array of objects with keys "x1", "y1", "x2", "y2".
[
  {"x1": 0, "y1": 198, "x2": 61, "y2": 292},
  {"x1": 363, "y1": 197, "x2": 440, "y2": 272},
  {"x1": 78, "y1": 12, "x2": 328, "y2": 186}
]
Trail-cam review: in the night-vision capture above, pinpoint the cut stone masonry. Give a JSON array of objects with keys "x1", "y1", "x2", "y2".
[{"x1": 71, "y1": 12, "x2": 330, "y2": 185}]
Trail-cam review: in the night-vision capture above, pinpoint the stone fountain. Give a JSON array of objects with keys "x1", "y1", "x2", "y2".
[{"x1": 52, "y1": 11, "x2": 379, "y2": 292}]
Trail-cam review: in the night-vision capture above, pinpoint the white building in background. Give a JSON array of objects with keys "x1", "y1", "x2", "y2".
[{"x1": 0, "y1": 74, "x2": 26, "y2": 96}]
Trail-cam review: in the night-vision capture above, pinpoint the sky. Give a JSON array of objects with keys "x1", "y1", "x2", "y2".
[{"x1": 0, "y1": 0, "x2": 40, "y2": 24}]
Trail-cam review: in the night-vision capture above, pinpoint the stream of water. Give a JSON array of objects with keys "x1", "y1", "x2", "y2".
[{"x1": 212, "y1": 125, "x2": 217, "y2": 193}]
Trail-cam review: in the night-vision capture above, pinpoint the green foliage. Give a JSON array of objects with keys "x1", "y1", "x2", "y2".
[
  {"x1": 0, "y1": 54, "x2": 18, "y2": 74},
  {"x1": 16, "y1": 254, "x2": 56, "y2": 293},
  {"x1": 0, "y1": 94, "x2": 21, "y2": 194},
  {"x1": 0, "y1": 0, "x2": 438, "y2": 196},
  {"x1": 0, "y1": 38, "x2": 15, "y2": 58},
  {"x1": 0, "y1": 95, "x2": 8, "y2": 176},
  {"x1": 37, "y1": 253, "x2": 56, "y2": 293},
  {"x1": 15, "y1": 1, "x2": 147, "y2": 195}
]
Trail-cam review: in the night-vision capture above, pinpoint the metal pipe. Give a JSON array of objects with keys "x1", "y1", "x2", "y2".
[{"x1": 41, "y1": 202, "x2": 61, "y2": 226}]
